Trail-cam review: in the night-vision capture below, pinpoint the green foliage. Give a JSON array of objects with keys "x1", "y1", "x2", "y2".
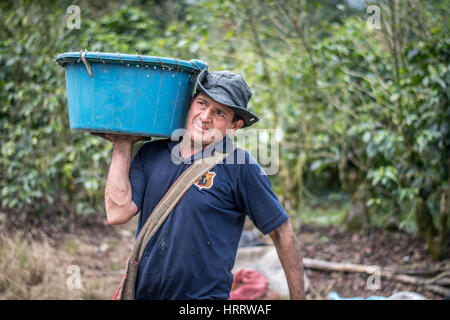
[
  {"x1": 190, "y1": 0, "x2": 449, "y2": 257},
  {"x1": 0, "y1": 2, "x2": 163, "y2": 215},
  {"x1": 1, "y1": 2, "x2": 86, "y2": 213},
  {"x1": 296, "y1": 203, "x2": 349, "y2": 228}
]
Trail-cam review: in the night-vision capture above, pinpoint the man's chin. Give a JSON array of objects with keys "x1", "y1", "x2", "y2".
[{"x1": 188, "y1": 131, "x2": 214, "y2": 148}]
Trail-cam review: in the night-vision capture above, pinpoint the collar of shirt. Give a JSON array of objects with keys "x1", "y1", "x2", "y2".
[{"x1": 167, "y1": 134, "x2": 235, "y2": 164}]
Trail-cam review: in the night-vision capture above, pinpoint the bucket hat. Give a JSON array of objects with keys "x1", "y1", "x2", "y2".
[{"x1": 195, "y1": 69, "x2": 259, "y2": 127}]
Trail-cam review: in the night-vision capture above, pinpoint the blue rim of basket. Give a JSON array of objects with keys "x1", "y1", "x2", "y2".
[{"x1": 56, "y1": 51, "x2": 208, "y2": 73}]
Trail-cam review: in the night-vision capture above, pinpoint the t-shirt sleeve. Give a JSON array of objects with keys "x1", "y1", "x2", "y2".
[
  {"x1": 129, "y1": 144, "x2": 149, "y2": 213},
  {"x1": 236, "y1": 152, "x2": 289, "y2": 235}
]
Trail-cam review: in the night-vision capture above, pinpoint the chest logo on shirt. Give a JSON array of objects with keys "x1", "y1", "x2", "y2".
[{"x1": 194, "y1": 171, "x2": 216, "y2": 190}]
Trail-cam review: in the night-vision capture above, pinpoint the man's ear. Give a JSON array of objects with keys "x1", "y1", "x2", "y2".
[{"x1": 232, "y1": 119, "x2": 244, "y2": 131}]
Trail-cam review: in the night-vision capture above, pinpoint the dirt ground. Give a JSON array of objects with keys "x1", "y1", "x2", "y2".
[
  {"x1": 0, "y1": 209, "x2": 136, "y2": 300},
  {"x1": 0, "y1": 209, "x2": 448, "y2": 300},
  {"x1": 298, "y1": 224, "x2": 449, "y2": 300}
]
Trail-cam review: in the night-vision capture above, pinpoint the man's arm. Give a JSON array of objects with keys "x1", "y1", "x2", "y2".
[
  {"x1": 269, "y1": 220, "x2": 306, "y2": 300},
  {"x1": 98, "y1": 134, "x2": 143, "y2": 225}
]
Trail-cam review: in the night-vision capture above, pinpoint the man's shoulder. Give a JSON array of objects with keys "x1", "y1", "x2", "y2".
[
  {"x1": 225, "y1": 146, "x2": 259, "y2": 165},
  {"x1": 222, "y1": 146, "x2": 264, "y2": 177},
  {"x1": 140, "y1": 138, "x2": 170, "y2": 150},
  {"x1": 135, "y1": 138, "x2": 170, "y2": 160}
]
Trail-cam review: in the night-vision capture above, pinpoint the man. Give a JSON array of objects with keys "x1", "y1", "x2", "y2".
[{"x1": 100, "y1": 70, "x2": 305, "y2": 300}]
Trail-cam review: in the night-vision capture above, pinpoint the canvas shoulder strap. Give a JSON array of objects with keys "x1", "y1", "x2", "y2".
[{"x1": 114, "y1": 146, "x2": 236, "y2": 300}]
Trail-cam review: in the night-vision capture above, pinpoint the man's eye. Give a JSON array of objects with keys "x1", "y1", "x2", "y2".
[
  {"x1": 197, "y1": 101, "x2": 206, "y2": 108},
  {"x1": 216, "y1": 110, "x2": 225, "y2": 117}
]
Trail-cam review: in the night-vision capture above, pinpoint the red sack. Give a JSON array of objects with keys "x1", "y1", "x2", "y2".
[{"x1": 229, "y1": 269, "x2": 268, "y2": 300}]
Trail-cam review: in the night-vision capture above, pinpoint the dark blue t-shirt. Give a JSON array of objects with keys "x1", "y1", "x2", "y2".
[{"x1": 129, "y1": 136, "x2": 289, "y2": 300}]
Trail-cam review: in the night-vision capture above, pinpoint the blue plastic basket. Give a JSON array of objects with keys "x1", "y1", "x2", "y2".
[{"x1": 56, "y1": 51, "x2": 208, "y2": 137}]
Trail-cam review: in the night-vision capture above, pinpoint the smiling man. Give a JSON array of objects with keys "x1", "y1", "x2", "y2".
[
  {"x1": 180, "y1": 91, "x2": 240, "y2": 158},
  {"x1": 102, "y1": 70, "x2": 305, "y2": 300}
]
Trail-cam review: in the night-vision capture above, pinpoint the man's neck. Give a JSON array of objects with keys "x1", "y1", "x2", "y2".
[{"x1": 179, "y1": 134, "x2": 207, "y2": 159}]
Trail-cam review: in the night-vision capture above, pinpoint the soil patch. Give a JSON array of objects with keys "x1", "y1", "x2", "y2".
[
  {"x1": 298, "y1": 224, "x2": 450, "y2": 300},
  {"x1": 0, "y1": 208, "x2": 136, "y2": 299}
]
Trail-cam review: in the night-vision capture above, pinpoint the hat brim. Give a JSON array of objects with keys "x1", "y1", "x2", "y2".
[{"x1": 195, "y1": 70, "x2": 259, "y2": 128}]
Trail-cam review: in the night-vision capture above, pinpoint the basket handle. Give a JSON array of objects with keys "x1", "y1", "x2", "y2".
[{"x1": 81, "y1": 49, "x2": 93, "y2": 78}]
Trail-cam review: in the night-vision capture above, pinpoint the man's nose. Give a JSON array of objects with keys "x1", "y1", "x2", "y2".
[{"x1": 199, "y1": 107, "x2": 212, "y2": 122}]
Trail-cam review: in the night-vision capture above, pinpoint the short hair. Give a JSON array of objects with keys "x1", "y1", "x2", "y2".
[{"x1": 232, "y1": 113, "x2": 243, "y2": 124}]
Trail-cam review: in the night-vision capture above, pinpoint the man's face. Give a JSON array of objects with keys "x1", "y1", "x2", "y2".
[{"x1": 185, "y1": 92, "x2": 244, "y2": 147}]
